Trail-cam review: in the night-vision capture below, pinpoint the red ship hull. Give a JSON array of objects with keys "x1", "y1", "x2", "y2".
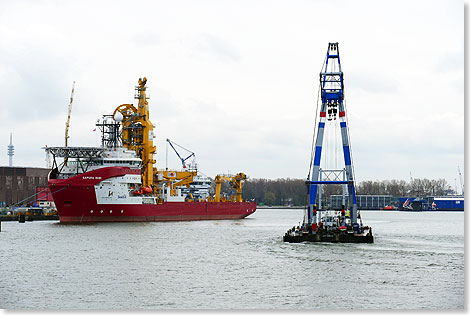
[{"x1": 48, "y1": 167, "x2": 256, "y2": 223}]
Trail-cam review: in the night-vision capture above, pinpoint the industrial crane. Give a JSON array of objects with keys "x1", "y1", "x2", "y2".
[
  {"x1": 166, "y1": 138, "x2": 196, "y2": 169},
  {"x1": 307, "y1": 42, "x2": 358, "y2": 225},
  {"x1": 64, "y1": 81, "x2": 75, "y2": 166},
  {"x1": 213, "y1": 173, "x2": 247, "y2": 202},
  {"x1": 113, "y1": 77, "x2": 156, "y2": 188},
  {"x1": 65, "y1": 81, "x2": 75, "y2": 147},
  {"x1": 283, "y1": 42, "x2": 373, "y2": 243},
  {"x1": 155, "y1": 169, "x2": 197, "y2": 197},
  {"x1": 150, "y1": 139, "x2": 198, "y2": 198}
]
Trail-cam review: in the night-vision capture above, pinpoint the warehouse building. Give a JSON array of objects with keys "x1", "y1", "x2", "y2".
[
  {"x1": 0, "y1": 167, "x2": 50, "y2": 207},
  {"x1": 330, "y1": 194, "x2": 393, "y2": 210}
]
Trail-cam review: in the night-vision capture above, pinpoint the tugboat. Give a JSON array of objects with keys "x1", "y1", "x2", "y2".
[{"x1": 283, "y1": 43, "x2": 373, "y2": 243}]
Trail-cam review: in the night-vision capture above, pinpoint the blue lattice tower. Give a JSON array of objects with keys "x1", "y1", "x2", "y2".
[{"x1": 307, "y1": 42, "x2": 358, "y2": 226}]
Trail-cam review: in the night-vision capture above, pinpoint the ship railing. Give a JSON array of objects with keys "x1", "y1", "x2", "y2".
[{"x1": 44, "y1": 146, "x2": 106, "y2": 159}]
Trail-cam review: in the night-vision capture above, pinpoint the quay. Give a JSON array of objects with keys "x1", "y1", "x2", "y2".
[{"x1": 0, "y1": 214, "x2": 59, "y2": 222}]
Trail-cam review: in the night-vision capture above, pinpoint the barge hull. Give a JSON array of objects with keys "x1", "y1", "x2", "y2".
[{"x1": 283, "y1": 232, "x2": 373, "y2": 243}]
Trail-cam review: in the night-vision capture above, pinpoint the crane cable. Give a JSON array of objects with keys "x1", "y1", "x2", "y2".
[
  {"x1": 9, "y1": 186, "x2": 68, "y2": 211},
  {"x1": 308, "y1": 53, "x2": 327, "y2": 180},
  {"x1": 343, "y1": 98, "x2": 357, "y2": 185}
]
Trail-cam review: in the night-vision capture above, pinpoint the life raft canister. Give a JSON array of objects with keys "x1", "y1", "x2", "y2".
[{"x1": 142, "y1": 186, "x2": 153, "y2": 194}]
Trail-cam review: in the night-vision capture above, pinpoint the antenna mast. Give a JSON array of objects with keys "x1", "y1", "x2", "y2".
[{"x1": 7, "y1": 132, "x2": 14, "y2": 167}]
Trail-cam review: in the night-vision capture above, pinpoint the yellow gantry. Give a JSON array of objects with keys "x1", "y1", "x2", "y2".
[
  {"x1": 214, "y1": 173, "x2": 247, "y2": 202},
  {"x1": 155, "y1": 169, "x2": 197, "y2": 196},
  {"x1": 113, "y1": 77, "x2": 156, "y2": 188}
]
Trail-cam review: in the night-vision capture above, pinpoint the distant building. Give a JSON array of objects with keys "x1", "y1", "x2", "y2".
[
  {"x1": 0, "y1": 167, "x2": 50, "y2": 207},
  {"x1": 330, "y1": 194, "x2": 393, "y2": 210}
]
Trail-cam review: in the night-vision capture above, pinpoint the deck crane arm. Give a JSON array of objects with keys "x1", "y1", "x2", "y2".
[
  {"x1": 155, "y1": 169, "x2": 197, "y2": 197},
  {"x1": 214, "y1": 172, "x2": 247, "y2": 202},
  {"x1": 166, "y1": 139, "x2": 195, "y2": 169}
]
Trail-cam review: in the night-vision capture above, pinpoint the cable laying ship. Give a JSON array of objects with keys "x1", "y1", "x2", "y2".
[{"x1": 45, "y1": 77, "x2": 256, "y2": 223}]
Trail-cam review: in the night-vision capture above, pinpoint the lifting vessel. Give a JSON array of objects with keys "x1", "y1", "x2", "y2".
[
  {"x1": 45, "y1": 77, "x2": 256, "y2": 223},
  {"x1": 283, "y1": 43, "x2": 373, "y2": 243}
]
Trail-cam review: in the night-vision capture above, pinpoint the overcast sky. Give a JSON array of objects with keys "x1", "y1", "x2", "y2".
[{"x1": 0, "y1": 0, "x2": 464, "y2": 190}]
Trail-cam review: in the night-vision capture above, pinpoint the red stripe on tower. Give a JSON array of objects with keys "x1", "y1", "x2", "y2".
[
  {"x1": 320, "y1": 112, "x2": 326, "y2": 117},
  {"x1": 339, "y1": 111, "x2": 345, "y2": 117}
]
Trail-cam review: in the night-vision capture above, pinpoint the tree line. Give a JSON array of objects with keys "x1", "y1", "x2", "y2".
[{"x1": 240, "y1": 178, "x2": 453, "y2": 206}]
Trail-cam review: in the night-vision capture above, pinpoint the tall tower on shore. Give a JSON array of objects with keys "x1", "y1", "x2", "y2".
[{"x1": 8, "y1": 132, "x2": 14, "y2": 167}]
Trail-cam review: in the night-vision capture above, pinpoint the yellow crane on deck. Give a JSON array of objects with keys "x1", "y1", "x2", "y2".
[
  {"x1": 155, "y1": 169, "x2": 197, "y2": 197},
  {"x1": 113, "y1": 77, "x2": 156, "y2": 188},
  {"x1": 212, "y1": 173, "x2": 247, "y2": 202}
]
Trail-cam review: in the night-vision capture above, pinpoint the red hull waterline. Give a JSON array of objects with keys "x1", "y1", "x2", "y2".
[{"x1": 48, "y1": 167, "x2": 256, "y2": 223}]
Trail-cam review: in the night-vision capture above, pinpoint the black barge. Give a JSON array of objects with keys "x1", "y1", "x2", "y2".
[{"x1": 283, "y1": 224, "x2": 373, "y2": 243}]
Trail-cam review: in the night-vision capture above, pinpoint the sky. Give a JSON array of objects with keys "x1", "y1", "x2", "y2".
[{"x1": 0, "y1": 0, "x2": 464, "y2": 191}]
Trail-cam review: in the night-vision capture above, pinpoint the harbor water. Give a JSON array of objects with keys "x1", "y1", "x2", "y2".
[{"x1": 0, "y1": 209, "x2": 464, "y2": 310}]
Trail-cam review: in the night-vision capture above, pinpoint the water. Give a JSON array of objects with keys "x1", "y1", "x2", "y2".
[{"x1": 0, "y1": 209, "x2": 464, "y2": 310}]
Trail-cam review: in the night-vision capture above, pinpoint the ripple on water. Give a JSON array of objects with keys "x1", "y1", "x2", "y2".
[{"x1": 0, "y1": 210, "x2": 464, "y2": 309}]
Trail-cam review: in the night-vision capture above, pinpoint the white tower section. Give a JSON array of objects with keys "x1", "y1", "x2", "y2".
[{"x1": 7, "y1": 132, "x2": 14, "y2": 167}]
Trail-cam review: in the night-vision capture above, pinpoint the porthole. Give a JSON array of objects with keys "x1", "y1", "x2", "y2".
[
  {"x1": 121, "y1": 210, "x2": 124, "y2": 214},
  {"x1": 110, "y1": 210, "x2": 113, "y2": 214},
  {"x1": 90, "y1": 210, "x2": 94, "y2": 214},
  {"x1": 100, "y1": 210, "x2": 103, "y2": 213}
]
